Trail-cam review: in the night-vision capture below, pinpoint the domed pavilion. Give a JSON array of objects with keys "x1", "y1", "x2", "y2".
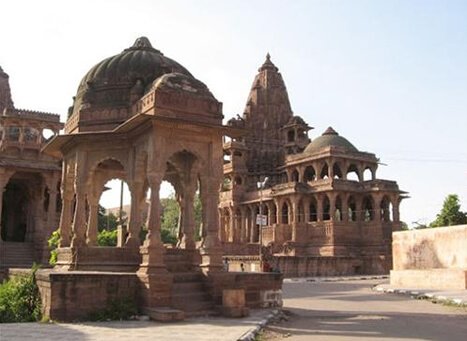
[{"x1": 42, "y1": 37, "x2": 282, "y2": 321}]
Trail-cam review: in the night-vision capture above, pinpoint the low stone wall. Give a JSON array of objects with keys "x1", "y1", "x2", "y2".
[
  {"x1": 390, "y1": 225, "x2": 467, "y2": 289},
  {"x1": 224, "y1": 255, "x2": 390, "y2": 277},
  {"x1": 392, "y1": 225, "x2": 467, "y2": 270},
  {"x1": 36, "y1": 270, "x2": 139, "y2": 321},
  {"x1": 206, "y1": 272, "x2": 283, "y2": 308}
]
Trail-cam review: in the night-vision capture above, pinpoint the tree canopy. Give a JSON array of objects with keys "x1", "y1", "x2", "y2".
[{"x1": 430, "y1": 194, "x2": 467, "y2": 227}]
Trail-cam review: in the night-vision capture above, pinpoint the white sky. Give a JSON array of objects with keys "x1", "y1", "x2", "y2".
[{"x1": 1, "y1": 0, "x2": 466, "y2": 227}]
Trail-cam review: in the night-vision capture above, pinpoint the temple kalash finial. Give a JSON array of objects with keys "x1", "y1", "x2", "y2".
[
  {"x1": 258, "y1": 52, "x2": 278, "y2": 72},
  {"x1": 125, "y1": 36, "x2": 160, "y2": 53}
]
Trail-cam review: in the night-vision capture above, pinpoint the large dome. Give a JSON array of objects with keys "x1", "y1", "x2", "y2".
[
  {"x1": 69, "y1": 37, "x2": 193, "y2": 117},
  {"x1": 304, "y1": 127, "x2": 358, "y2": 154}
]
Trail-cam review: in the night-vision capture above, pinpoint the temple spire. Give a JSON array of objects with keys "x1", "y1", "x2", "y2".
[
  {"x1": 0, "y1": 66, "x2": 14, "y2": 112},
  {"x1": 258, "y1": 52, "x2": 278, "y2": 72}
]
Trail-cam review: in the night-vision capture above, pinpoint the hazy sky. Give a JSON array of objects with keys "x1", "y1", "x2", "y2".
[{"x1": 1, "y1": 0, "x2": 466, "y2": 227}]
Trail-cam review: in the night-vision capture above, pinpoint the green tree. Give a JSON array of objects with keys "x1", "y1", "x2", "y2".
[
  {"x1": 161, "y1": 195, "x2": 180, "y2": 238},
  {"x1": 400, "y1": 221, "x2": 409, "y2": 231},
  {"x1": 97, "y1": 205, "x2": 126, "y2": 232},
  {"x1": 430, "y1": 194, "x2": 467, "y2": 227},
  {"x1": 159, "y1": 192, "x2": 203, "y2": 244}
]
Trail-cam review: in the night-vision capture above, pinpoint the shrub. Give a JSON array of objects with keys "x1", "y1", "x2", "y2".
[
  {"x1": 0, "y1": 265, "x2": 42, "y2": 323},
  {"x1": 48, "y1": 229, "x2": 60, "y2": 266},
  {"x1": 97, "y1": 229, "x2": 118, "y2": 246},
  {"x1": 87, "y1": 297, "x2": 137, "y2": 321}
]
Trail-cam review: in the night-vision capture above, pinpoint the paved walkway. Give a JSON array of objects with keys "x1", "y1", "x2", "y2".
[
  {"x1": 262, "y1": 278, "x2": 467, "y2": 341},
  {"x1": 0, "y1": 310, "x2": 272, "y2": 341}
]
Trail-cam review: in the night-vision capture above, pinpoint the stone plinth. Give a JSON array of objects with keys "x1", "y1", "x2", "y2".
[
  {"x1": 222, "y1": 289, "x2": 249, "y2": 317},
  {"x1": 35, "y1": 269, "x2": 138, "y2": 321},
  {"x1": 137, "y1": 272, "x2": 173, "y2": 309}
]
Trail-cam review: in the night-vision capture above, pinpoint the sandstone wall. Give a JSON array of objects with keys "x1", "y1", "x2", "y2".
[{"x1": 392, "y1": 225, "x2": 467, "y2": 271}]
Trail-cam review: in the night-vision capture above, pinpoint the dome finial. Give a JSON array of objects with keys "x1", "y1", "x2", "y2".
[
  {"x1": 323, "y1": 127, "x2": 338, "y2": 136},
  {"x1": 266, "y1": 52, "x2": 271, "y2": 61},
  {"x1": 133, "y1": 36, "x2": 152, "y2": 48},
  {"x1": 125, "y1": 36, "x2": 159, "y2": 53}
]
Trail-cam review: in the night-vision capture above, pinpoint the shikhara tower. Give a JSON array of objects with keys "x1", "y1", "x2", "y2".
[{"x1": 220, "y1": 54, "x2": 406, "y2": 276}]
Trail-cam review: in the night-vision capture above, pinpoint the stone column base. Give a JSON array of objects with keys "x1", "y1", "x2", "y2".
[
  {"x1": 199, "y1": 246, "x2": 223, "y2": 274},
  {"x1": 137, "y1": 272, "x2": 173, "y2": 308}
]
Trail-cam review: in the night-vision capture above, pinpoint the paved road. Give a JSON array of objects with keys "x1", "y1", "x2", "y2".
[
  {"x1": 0, "y1": 310, "x2": 271, "y2": 341},
  {"x1": 262, "y1": 279, "x2": 467, "y2": 341}
]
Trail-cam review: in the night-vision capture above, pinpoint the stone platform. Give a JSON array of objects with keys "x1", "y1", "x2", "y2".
[{"x1": 33, "y1": 269, "x2": 283, "y2": 321}]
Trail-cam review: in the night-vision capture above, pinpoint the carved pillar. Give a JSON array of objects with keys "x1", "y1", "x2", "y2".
[
  {"x1": 374, "y1": 195, "x2": 382, "y2": 222},
  {"x1": 145, "y1": 173, "x2": 163, "y2": 248},
  {"x1": 329, "y1": 194, "x2": 336, "y2": 221},
  {"x1": 291, "y1": 196, "x2": 299, "y2": 242},
  {"x1": 341, "y1": 194, "x2": 349, "y2": 222},
  {"x1": 393, "y1": 198, "x2": 400, "y2": 223},
  {"x1": 239, "y1": 207, "x2": 246, "y2": 243},
  {"x1": 298, "y1": 166, "x2": 304, "y2": 183},
  {"x1": 86, "y1": 195, "x2": 99, "y2": 246},
  {"x1": 355, "y1": 197, "x2": 363, "y2": 222},
  {"x1": 199, "y1": 175, "x2": 223, "y2": 272},
  {"x1": 18, "y1": 126, "x2": 24, "y2": 143},
  {"x1": 70, "y1": 153, "x2": 87, "y2": 248},
  {"x1": 328, "y1": 160, "x2": 334, "y2": 179},
  {"x1": 58, "y1": 160, "x2": 73, "y2": 247},
  {"x1": 139, "y1": 172, "x2": 166, "y2": 273},
  {"x1": 304, "y1": 198, "x2": 310, "y2": 223},
  {"x1": 342, "y1": 161, "x2": 349, "y2": 180},
  {"x1": 58, "y1": 194, "x2": 73, "y2": 247},
  {"x1": 228, "y1": 206, "x2": 234, "y2": 242},
  {"x1": 180, "y1": 182, "x2": 196, "y2": 250},
  {"x1": 317, "y1": 196, "x2": 323, "y2": 222},
  {"x1": 357, "y1": 164, "x2": 364, "y2": 182},
  {"x1": 126, "y1": 182, "x2": 143, "y2": 248},
  {"x1": 249, "y1": 206, "x2": 256, "y2": 243}
]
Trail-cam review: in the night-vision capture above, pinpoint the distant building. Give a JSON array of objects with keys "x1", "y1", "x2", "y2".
[
  {"x1": 0, "y1": 66, "x2": 63, "y2": 269},
  {"x1": 220, "y1": 55, "x2": 407, "y2": 276}
]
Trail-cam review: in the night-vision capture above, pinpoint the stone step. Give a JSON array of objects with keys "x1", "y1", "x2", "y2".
[
  {"x1": 172, "y1": 298, "x2": 214, "y2": 312},
  {"x1": 146, "y1": 307, "x2": 185, "y2": 322},
  {"x1": 1, "y1": 242, "x2": 36, "y2": 267}
]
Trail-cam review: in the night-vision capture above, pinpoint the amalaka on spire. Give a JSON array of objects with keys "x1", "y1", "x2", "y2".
[{"x1": 258, "y1": 52, "x2": 278, "y2": 72}]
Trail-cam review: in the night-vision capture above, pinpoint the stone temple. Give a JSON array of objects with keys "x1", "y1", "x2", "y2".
[
  {"x1": 0, "y1": 36, "x2": 405, "y2": 320},
  {"x1": 220, "y1": 54, "x2": 407, "y2": 276},
  {"x1": 0, "y1": 66, "x2": 63, "y2": 276}
]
